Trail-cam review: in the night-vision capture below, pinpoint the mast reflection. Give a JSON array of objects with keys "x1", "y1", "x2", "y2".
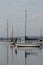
[
  {"x1": 15, "y1": 49, "x2": 17, "y2": 55},
  {"x1": 25, "y1": 48, "x2": 39, "y2": 65}
]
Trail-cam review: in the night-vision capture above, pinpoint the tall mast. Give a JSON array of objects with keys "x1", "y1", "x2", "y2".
[
  {"x1": 40, "y1": 27, "x2": 42, "y2": 37},
  {"x1": 12, "y1": 25, "x2": 13, "y2": 38},
  {"x1": 7, "y1": 19, "x2": 8, "y2": 40},
  {"x1": 11, "y1": 25, "x2": 14, "y2": 41},
  {"x1": 25, "y1": 10, "x2": 27, "y2": 43}
]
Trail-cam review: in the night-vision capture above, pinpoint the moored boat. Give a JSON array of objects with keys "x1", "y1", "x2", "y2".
[{"x1": 16, "y1": 43, "x2": 40, "y2": 47}]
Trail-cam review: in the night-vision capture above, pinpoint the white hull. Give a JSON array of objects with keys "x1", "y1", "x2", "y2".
[{"x1": 16, "y1": 44, "x2": 40, "y2": 47}]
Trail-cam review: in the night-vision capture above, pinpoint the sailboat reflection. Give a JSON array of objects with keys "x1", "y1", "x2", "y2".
[
  {"x1": 15, "y1": 49, "x2": 17, "y2": 55},
  {"x1": 25, "y1": 49, "x2": 39, "y2": 57},
  {"x1": 25, "y1": 51, "x2": 39, "y2": 56},
  {"x1": 11, "y1": 48, "x2": 14, "y2": 65},
  {"x1": 25, "y1": 48, "x2": 39, "y2": 65},
  {"x1": 14, "y1": 48, "x2": 39, "y2": 56},
  {"x1": 11, "y1": 48, "x2": 42, "y2": 65}
]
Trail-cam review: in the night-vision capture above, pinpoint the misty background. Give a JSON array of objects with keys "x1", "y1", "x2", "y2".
[{"x1": 0, "y1": 0, "x2": 43, "y2": 37}]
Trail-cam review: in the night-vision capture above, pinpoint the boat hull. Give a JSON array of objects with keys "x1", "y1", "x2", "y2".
[{"x1": 16, "y1": 44, "x2": 40, "y2": 47}]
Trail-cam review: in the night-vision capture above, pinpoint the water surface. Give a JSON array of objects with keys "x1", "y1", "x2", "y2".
[{"x1": 0, "y1": 41, "x2": 43, "y2": 65}]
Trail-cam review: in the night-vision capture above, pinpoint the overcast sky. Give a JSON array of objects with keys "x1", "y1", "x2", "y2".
[{"x1": 0, "y1": 0, "x2": 43, "y2": 37}]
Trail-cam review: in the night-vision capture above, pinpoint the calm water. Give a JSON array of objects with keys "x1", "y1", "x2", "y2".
[{"x1": 0, "y1": 41, "x2": 43, "y2": 65}]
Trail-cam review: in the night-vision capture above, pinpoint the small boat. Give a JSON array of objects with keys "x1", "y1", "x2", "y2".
[{"x1": 3, "y1": 41, "x2": 14, "y2": 44}]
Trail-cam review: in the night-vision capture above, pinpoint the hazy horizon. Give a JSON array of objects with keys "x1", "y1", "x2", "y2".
[{"x1": 0, "y1": 0, "x2": 43, "y2": 37}]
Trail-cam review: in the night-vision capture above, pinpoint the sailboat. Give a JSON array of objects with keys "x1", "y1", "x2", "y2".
[
  {"x1": 4, "y1": 19, "x2": 14, "y2": 44},
  {"x1": 16, "y1": 10, "x2": 41, "y2": 47}
]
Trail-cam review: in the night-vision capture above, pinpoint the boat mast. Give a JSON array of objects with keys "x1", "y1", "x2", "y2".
[
  {"x1": 40, "y1": 27, "x2": 42, "y2": 37},
  {"x1": 40, "y1": 27, "x2": 42, "y2": 41},
  {"x1": 7, "y1": 19, "x2": 9, "y2": 65},
  {"x1": 12, "y1": 25, "x2": 13, "y2": 39},
  {"x1": 7, "y1": 19, "x2": 8, "y2": 40},
  {"x1": 25, "y1": 10, "x2": 27, "y2": 43}
]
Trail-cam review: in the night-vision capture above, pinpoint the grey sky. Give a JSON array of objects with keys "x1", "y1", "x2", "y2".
[{"x1": 0, "y1": 0, "x2": 43, "y2": 37}]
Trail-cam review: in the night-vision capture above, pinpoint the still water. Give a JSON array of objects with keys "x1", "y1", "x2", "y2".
[{"x1": 0, "y1": 41, "x2": 43, "y2": 65}]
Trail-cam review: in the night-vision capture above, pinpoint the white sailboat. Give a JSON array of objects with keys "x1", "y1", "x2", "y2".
[{"x1": 16, "y1": 10, "x2": 41, "y2": 47}]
